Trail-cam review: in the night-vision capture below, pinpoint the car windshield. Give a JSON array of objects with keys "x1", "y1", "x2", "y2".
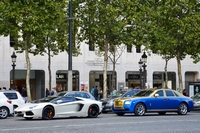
[
  {"x1": 192, "y1": 93, "x2": 200, "y2": 99},
  {"x1": 108, "y1": 91, "x2": 126, "y2": 98},
  {"x1": 53, "y1": 91, "x2": 67, "y2": 97},
  {"x1": 34, "y1": 96, "x2": 59, "y2": 103},
  {"x1": 134, "y1": 90, "x2": 154, "y2": 97}
]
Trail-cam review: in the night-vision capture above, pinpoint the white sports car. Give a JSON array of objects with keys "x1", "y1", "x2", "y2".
[{"x1": 15, "y1": 96, "x2": 102, "y2": 120}]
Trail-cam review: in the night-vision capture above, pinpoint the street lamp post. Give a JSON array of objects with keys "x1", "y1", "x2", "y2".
[
  {"x1": 138, "y1": 52, "x2": 147, "y2": 89},
  {"x1": 11, "y1": 52, "x2": 17, "y2": 89},
  {"x1": 138, "y1": 59, "x2": 143, "y2": 89},
  {"x1": 68, "y1": 0, "x2": 73, "y2": 91}
]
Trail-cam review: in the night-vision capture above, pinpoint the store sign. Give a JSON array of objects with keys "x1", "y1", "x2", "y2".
[
  {"x1": 56, "y1": 74, "x2": 66, "y2": 79},
  {"x1": 128, "y1": 74, "x2": 140, "y2": 79}
]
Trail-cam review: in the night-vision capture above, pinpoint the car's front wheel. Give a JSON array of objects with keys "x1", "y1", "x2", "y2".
[
  {"x1": 0, "y1": 107, "x2": 8, "y2": 119},
  {"x1": 134, "y1": 103, "x2": 146, "y2": 116},
  {"x1": 88, "y1": 105, "x2": 99, "y2": 118},
  {"x1": 177, "y1": 103, "x2": 188, "y2": 115},
  {"x1": 42, "y1": 106, "x2": 54, "y2": 120}
]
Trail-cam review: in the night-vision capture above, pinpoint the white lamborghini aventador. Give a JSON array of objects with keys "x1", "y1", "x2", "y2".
[{"x1": 14, "y1": 96, "x2": 102, "y2": 120}]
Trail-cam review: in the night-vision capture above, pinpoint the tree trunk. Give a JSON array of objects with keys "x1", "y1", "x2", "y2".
[
  {"x1": 48, "y1": 45, "x2": 52, "y2": 92},
  {"x1": 103, "y1": 36, "x2": 108, "y2": 98},
  {"x1": 111, "y1": 52, "x2": 116, "y2": 89},
  {"x1": 25, "y1": 33, "x2": 32, "y2": 102},
  {"x1": 176, "y1": 51, "x2": 183, "y2": 93},
  {"x1": 164, "y1": 59, "x2": 168, "y2": 89}
]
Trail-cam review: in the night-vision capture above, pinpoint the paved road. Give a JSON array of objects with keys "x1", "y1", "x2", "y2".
[{"x1": 1, "y1": 111, "x2": 200, "y2": 133}]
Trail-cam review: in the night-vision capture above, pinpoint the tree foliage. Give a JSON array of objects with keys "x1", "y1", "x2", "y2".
[
  {"x1": 142, "y1": 0, "x2": 200, "y2": 92},
  {"x1": 0, "y1": 0, "x2": 71, "y2": 101}
]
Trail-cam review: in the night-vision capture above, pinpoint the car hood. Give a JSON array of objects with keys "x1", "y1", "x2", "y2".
[
  {"x1": 15, "y1": 103, "x2": 48, "y2": 111},
  {"x1": 114, "y1": 96, "x2": 145, "y2": 101},
  {"x1": 100, "y1": 96, "x2": 121, "y2": 102}
]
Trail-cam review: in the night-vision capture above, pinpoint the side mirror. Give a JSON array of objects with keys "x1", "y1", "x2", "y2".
[
  {"x1": 56, "y1": 100, "x2": 62, "y2": 104},
  {"x1": 154, "y1": 94, "x2": 159, "y2": 98}
]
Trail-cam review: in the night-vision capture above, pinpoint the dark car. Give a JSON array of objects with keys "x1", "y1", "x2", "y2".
[
  {"x1": 33, "y1": 91, "x2": 95, "y2": 103},
  {"x1": 101, "y1": 89, "x2": 140, "y2": 113}
]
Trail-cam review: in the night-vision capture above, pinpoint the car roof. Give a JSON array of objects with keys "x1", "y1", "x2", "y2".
[{"x1": 0, "y1": 90, "x2": 18, "y2": 93}]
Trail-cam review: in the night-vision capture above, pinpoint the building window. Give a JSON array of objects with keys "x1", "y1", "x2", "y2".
[
  {"x1": 136, "y1": 46, "x2": 141, "y2": 53},
  {"x1": 10, "y1": 36, "x2": 16, "y2": 47},
  {"x1": 89, "y1": 40, "x2": 94, "y2": 51},
  {"x1": 127, "y1": 46, "x2": 132, "y2": 53}
]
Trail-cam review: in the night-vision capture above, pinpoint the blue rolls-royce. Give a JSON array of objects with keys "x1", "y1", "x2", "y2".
[{"x1": 112, "y1": 88, "x2": 194, "y2": 116}]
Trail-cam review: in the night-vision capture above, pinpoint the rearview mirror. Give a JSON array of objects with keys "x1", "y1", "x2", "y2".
[
  {"x1": 56, "y1": 100, "x2": 62, "y2": 104},
  {"x1": 154, "y1": 94, "x2": 159, "y2": 98}
]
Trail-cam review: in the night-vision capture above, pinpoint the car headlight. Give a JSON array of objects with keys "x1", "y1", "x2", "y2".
[
  {"x1": 29, "y1": 105, "x2": 38, "y2": 109},
  {"x1": 124, "y1": 101, "x2": 131, "y2": 105}
]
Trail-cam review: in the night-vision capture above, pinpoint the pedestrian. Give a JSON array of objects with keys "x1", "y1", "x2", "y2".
[
  {"x1": 112, "y1": 88, "x2": 117, "y2": 96},
  {"x1": 99, "y1": 89, "x2": 103, "y2": 100},
  {"x1": 94, "y1": 86, "x2": 99, "y2": 100},
  {"x1": 45, "y1": 88, "x2": 50, "y2": 97},
  {"x1": 91, "y1": 86, "x2": 94, "y2": 96},
  {"x1": 22, "y1": 87, "x2": 28, "y2": 103},
  {"x1": 106, "y1": 86, "x2": 110, "y2": 97}
]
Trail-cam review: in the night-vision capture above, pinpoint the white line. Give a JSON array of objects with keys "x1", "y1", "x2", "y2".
[{"x1": 1, "y1": 119, "x2": 199, "y2": 131}]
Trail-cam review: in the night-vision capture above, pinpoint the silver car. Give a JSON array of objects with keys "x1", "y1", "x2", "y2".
[{"x1": 191, "y1": 93, "x2": 200, "y2": 109}]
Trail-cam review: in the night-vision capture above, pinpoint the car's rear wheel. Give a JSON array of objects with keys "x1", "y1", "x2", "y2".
[
  {"x1": 88, "y1": 105, "x2": 99, "y2": 118},
  {"x1": 158, "y1": 112, "x2": 166, "y2": 115},
  {"x1": 116, "y1": 113, "x2": 125, "y2": 116},
  {"x1": 134, "y1": 103, "x2": 145, "y2": 116},
  {"x1": 0, "y1": 107, "x2": 8, "y2": 119},
  {"x1": 177, "y1": 103, "x2": 188, "y2": 115},
  {"x1": 42, "y1": 106, "x2": 54, "y2": 120}
]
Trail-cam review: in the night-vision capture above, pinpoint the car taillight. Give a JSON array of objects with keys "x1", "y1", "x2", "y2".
[{"x1": 7, "y1": 100, "x2": 12, "y2": 104}]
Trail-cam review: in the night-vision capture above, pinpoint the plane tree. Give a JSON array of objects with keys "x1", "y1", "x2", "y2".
[
  {"x1": 143, "y1": 0, "x2": 200, "y2": 93},
  {"x1": 0, "y1": 0, "x2": 70, "y2": 101},
  {"x1": 76, "y1": 0, "x2": 145, "y2": 98}
]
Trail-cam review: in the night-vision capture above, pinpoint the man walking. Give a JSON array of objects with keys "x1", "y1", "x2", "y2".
[
  {"x1": 22, "y1": 87, "x2": 28, "y2": 103},
  {"x1": 94, "y1": 86, "x2": 99, "y2": 100}
]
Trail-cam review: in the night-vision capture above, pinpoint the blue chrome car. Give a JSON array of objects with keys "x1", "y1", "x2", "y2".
[{"x1": 112, "y1": 88, "x2": 194, "y2": 116}]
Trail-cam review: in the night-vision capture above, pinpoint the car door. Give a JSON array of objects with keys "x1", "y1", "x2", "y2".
[
  {"x1": 164, "y1": 90, "x2": 180, "y2": 109},
  {"x1": 54, "y1": 97, "x2": 79, "y2": 116},
  {"x1": 147, "y1": 90, "x2": 166, "y2": 110}
]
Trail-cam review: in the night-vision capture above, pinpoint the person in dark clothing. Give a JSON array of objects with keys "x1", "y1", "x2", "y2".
[
  {"x1": 22, "y1": 87, "x2": 28, "y2": 103},
  {"x1": 45, "y1": 88, "x2": 50, "y2": 97},
  {"x1": 94, "y1": 86, "x2": 99, "y2": 100}
]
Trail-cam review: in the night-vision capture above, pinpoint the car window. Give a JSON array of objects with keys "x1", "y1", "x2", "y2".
[
  {"x1": 85, "y1": 93, "x2": 91, "y2": 98},
  {"x1": 134, "y1": 90, "x2": 154, "y2": 97},
  {"x1": 173, "y1": 91, "x2": 179, "y2": 97},
  {"x1": 51, "y1": 97, "x2": 76, "y2": 104},
  {"x1": 156, "y1": 90, "x2": 164, "y2": 97},
  {"x1": 123, "y1": 90, "x2": 139, "y2": 97},
  {"x1": 66, "y1": 92, "x2": 75, "y2": 97},
  {"x1": 3, "y1": 92, "x2": 18, "y2": 100},
  {"x1": 165, "y1": 90, "x2": 175, "y2": 97}
]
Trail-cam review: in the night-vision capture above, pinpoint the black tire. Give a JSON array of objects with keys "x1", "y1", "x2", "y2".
[
  {"x1": 134, "y1": 103, "x2": 146, "y2": 116},
  {"x1": 116, "y1": 113, "x2": 125, "y2": 116},
  {"x1": 25, "y1": 117, "x2": 33, "y2": 120},
  {"x1": 42, "y1": 106, "x2": 54, "y2": 120},
  {"x1": 88, "y1": 105, "x2": 99, "y2": 118},
  {"x1": 0, "y1": 107, "x2": 9, "y2": 119},
  {"x1": 177, "y1": 103, "x2": 188, "y2": 115},
  {"x1": 158, "y1": 112, "x2": 166, "y2": 115}
]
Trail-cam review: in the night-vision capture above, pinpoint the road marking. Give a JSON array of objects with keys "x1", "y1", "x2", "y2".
[{"x1": 1, "y1": 119, "x2": 200, "y2": 131}]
